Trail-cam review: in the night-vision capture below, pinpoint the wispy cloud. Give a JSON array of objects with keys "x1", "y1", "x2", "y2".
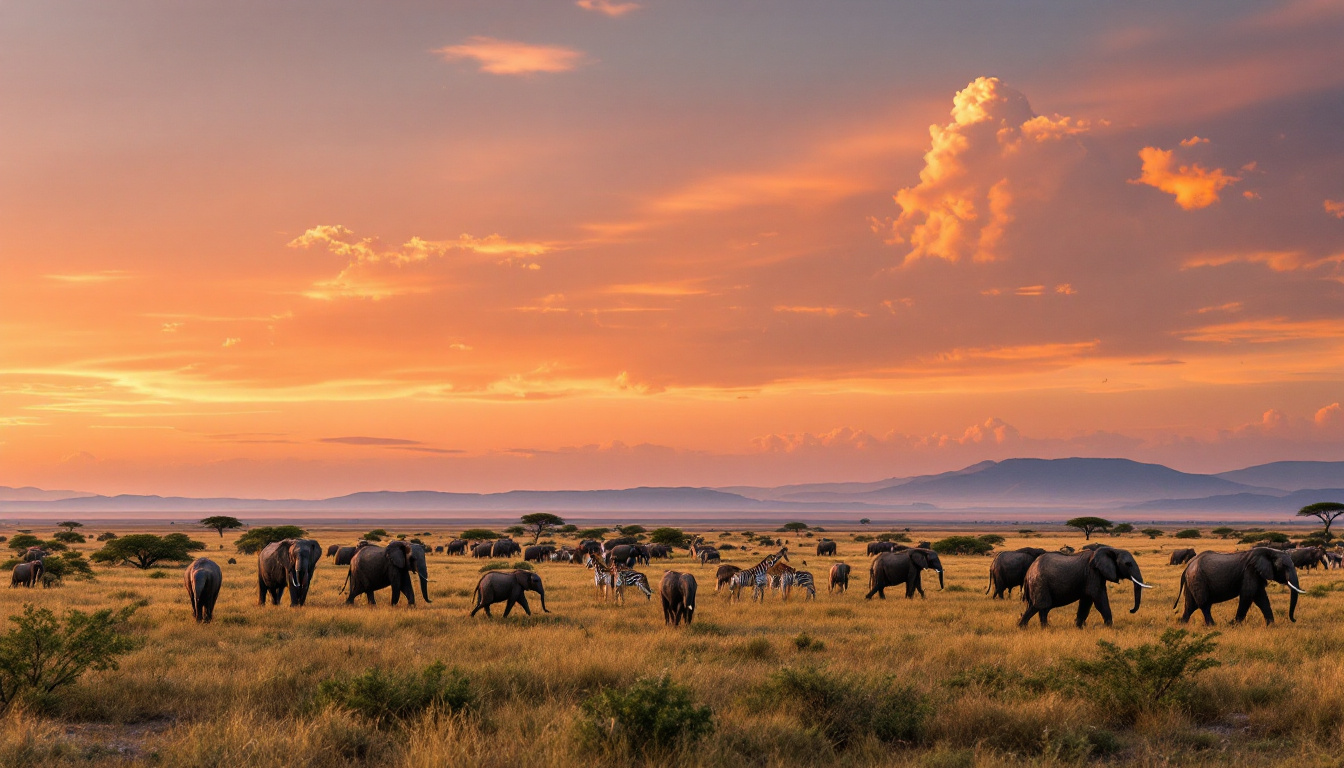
[
  {"x1": 435, "y1": 36, "x2": 585, "y2": 75},
  {"x1": 319, "y1": 436, "x2": 422, "y2": 446},
  {"x1": 44, "y1": 270, "x2": 131, "y2": 284},
  {"x1": 577, "y1": 0, "x2": 641, "y2": 17}
]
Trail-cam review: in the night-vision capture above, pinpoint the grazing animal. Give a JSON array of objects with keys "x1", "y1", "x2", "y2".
[
  {"x1": 257, "y1": 538, "x2": 321, "y2": 607},
  {"x1": 1288, "y1": 546, "x2": 1326, "y2": 571},
  {"x1": 345, "y1": 541, "x2": 420, "y2": 607},
  {"x1": 986, "y1": 547, "x2": 1048, "y2": 599},
  {"x1": 491, "y1": 538, "x2": 521, "y2": 558},
  {"x1": 730, "y1": 548, "x2": 790, "y2": 602},
  {"x1": 1019, "y1": 546, "x2": 1150, "y2": 628},
  {"x1": 791, "y1": 570, "x2": 817, "y2": 600},
  {"x1": 1169, "y1": 548, "x2": 1196, "y2": 566},
  {"x1": 816, "y1": 538, "x2": 836, "y2": 556},
  {"x1": 866, "y1": 541, "x2": 896, "y2": 556},
  {"x1": 866, "y1": 548, "x2": 944, "y2": 600},
  {"x1": 607, "y1": 563, "x2": 653, "y2": 604},
  {"x1": 1174, "y1": 548, "x2": 1304, "y2": 625},
  {"x1": 10, "y1": 561, "x2": 43, "y2": 588},
  {"x1": 714, "y1": 564, "x2": 742, "y2": 592},
  {"x1": 523, "y1": 545, "x2": 555, "y2": 562},
  {"x1": 829, "y1": 562, "x2": 851, "y2": 593},
  {"x1": 584, "y1": 553, "x2": 614, "y2": 599},
  {"x1": 471, "y1": 542, "x2": 493, "y2": 558},
  {"x1": 184, "y1": 558, "x2": 222, "y2": 623},
  {"x1": 767, "y1": 560, "x2": 797, "y2": 599},
  {"x1": 659, "y1": 571, "x2": 697, "y2": 625},
  {"x1": 445, "y1": 539, "x2": 467, "y2": 555},
  {"x1": 470, "y1": 570, "x2": 548, "y2": 618}
]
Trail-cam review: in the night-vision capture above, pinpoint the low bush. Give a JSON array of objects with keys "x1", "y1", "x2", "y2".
[
  {"x1": 1069, "y1": 629, "x2": 1220, "y2": 725},
  {"x1": 232, "y1": 526, "x2": 306, "y2": 555},
  {"x1": 576, "y1": 675, "x2": 713, "y2": 755},
  {"x1": 1175, "y1": 529, "x2": 1202, "y2": 539},
  {"x1": 316, "y1": 662, "x2": 473, "y2": 727},
  {"x1": 0, "y1": 604, "x2": 139, "y2": 715},
  {"x1": 757, "y1": 665, "x2": 930, "y2": 750},
  {"x1": 876, "y1": 532, "x2": 911, "y2": 543},
  {"x1": 96, "y1": 532, "x2": 118, "y2": 542},
  {"x1": 1240, "y1": 531, "x2": 1289, "y2": 545},
  {"x1": 793, "y1": 633, "x2": 825, "y2": 652},
  {"x1": 477, "y1": 561, "x2": 533, "y2": 573},
  {"x1": 932, "y1": 536, "x2": 994, "y2": 555}
]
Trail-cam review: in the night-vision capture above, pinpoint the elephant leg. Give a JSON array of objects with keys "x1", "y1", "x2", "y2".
[
  {"x1": 1233, "y1": 594, "x2": 1252, "y2": 623},
  {"x1": 502, "y1": 598, "x2": 515, "y2": 618},
  {"x1": 1038, "y1": 608, "x2": 1051, "y2": 626},
  {"x1": 1198, "y1": 604, "x2": 1215, "y2": 626},
  {"x1": 1252, "y1": 590, "x2": 1275, "y2": 625},
  {"x1": 517, "y1": 594, "x2": 532, "y2": 616},
  {"x1": 258, "y1": 578, "x2": 267, "y2": 606},
  {"x1": 1095, "y1": 595, "x2": 1113, "y2": 627},
  {"x1": 1018, "y1": 604, "x2": 1038, "y2": 628},
  {"x1": 1075, "y1": 597, "x2": 1093, "y2": 628},
  {"x1": 366, "y1": 590, "x2": 376, "y2": 605}
]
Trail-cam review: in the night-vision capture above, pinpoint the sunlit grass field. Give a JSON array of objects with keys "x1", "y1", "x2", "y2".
[{"x1": 2, "y1": 523, "x2": 1343, "y2": 767}]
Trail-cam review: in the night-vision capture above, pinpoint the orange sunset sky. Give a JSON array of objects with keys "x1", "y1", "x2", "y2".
[{"x1": 3, "y1": 1, "x2": 1344, "y2": 498}]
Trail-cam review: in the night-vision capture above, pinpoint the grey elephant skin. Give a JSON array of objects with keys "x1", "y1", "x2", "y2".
[
  {"x1": 659, "y1": 571, "x2": 697, "y2": 626},
  {"x1": 409, "y1": 543, "x2": 433, "y2": 603},
  {"x1": 866, "y1": 541, "x2": 897, "y2": 556},
  {"x1": 816, "y1": 539, "x2": 837, "y2": 556},
  {"x1": 10, "y1": 561, "x2": 44, "y2": 588},
  {"x1": 987, "y1": 547, "x2": 1047, "y2": 599},
  {"x1": 346, "y1": 540, "x2": 419, "y2": 606},
  {"x1": 329, "y1": 542, "x2": 369, "y2": 567},
  {"x1": 605, "y1": 544, "x2": 638, "y2": 567},
  {"x1": 1168, "y1": 548, "x2": 1196, "y2": 565},
  {"x1": 257, "y1": 538, "x2": 322, "y2": 606},
  {"x1": 491, "y1": 538, "x2": 521, "y2": 558},
  {"x1": 184, "y1": 558, "x2": 222, "y2": 622},
  {"x1": 470, "y1": 569, "x2": 548, "y2": 617},
  {"x1": 1174, "y1": 548, "x2": 1304, "y2": 625},
  {"x1": 445, "y1": 539, "x2": 467, "y2": 555},
  {"x1": 829, "y1": 562, "x2": 851, "y2": 593},
  {"x1": 1019, "y1": 546, "x2": 1151, "y2": 628},
  {"x1": 22, "y1": 547, "x2": 47, "y2": 563},
  {"x1": 524, "y1": 545, "x2": 555, "y2": 562},
  {"x1": 1289, "y1": 546, "x2": 1325, "y2": 570},
  {"x1": 471, "y1": 542, "x2": 493, "y2": 558},
  {"x1": 866, "y1": 548, "x2": 944, "y2": 599}
]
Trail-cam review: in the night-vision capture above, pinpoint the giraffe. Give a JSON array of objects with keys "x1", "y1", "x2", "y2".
[{"x1": 730, "y1": 548, "x2": 790, "y2": 603}]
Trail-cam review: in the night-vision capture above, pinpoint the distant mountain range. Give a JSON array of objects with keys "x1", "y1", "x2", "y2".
[{"x1": 2, "y1": 458, "x2": 1342, "y2": 521}]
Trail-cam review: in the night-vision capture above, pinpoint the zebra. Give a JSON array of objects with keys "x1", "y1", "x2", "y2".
[
  {"x1": 585, "y1": 552, "x2": 613, "y2": 600},
  {"x1": 730, "y1": 548, "x2": 789, "y2": 603},
  {"x1": 767, "y1": 560, "x2": 797, "y2": 600},
  {"x1": 791, "y1": 570, "x2": 817, "y2": 600},
  {"x1": 690, "y1": 537, "x2": 721, "y2": 565},
  {"x1": 608, "y1": 564, "x2": 653, "y2": 604}
]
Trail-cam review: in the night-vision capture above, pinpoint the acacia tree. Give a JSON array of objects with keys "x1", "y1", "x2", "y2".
[
  {"x1": 1297, "y1": 502, "x2": 1344, "y2": 540},
  {"x1": 56, "y1": 521, "x2": 83, "y2": 533},
  {"x1": 200, "y1": 516, "x2": 244, "y2": 538},
  {"x1": 1065, "y1": 517, "x2": 1113, "y2": 540},
  {"x1": 520, "y1": 513, "x2": 565, "y2": 544},
  {"x1": 90, "y1": 533, "x2": 202, "y2": 569}
]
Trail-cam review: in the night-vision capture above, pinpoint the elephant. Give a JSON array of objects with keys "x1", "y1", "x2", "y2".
[
  {"x1": 470, "y1": 569, "x2": 548, "y2": 617},
  {"x1": 409, "y1": 543, "x2": 433, "y2": 603},
  {"x1": 1169, "y1": 548, "x2": 1196, "y2": 566},
  {"x1": 865, "y1": 548, "x2": 944, "y2": 599},
  {"x1": 916, "y1": 541, "x2": 931, "y2": 550},
  {"x1": 631, "y1": 545, "x2": 651, "y2": 565},
  {"x1": 1174, "y1": 548, "x2": 1304, "y2": 625},
  {"x1": 330, "y1": 541, "x2": 370, "y2": 567},
  {"x1": 659, "y1": 571, "x2": 697, "y2": 626},
  {"x1": 816, "y1": 539, "x2": 837, "y2": 556},
  {"x1": 524, "y1": 545, "x2": 556, "y2": 562},
  {"x1": 602, "y1": 537, "x2": 637, "y2": 553},
  {"x1": 325, "y1": 544, "x2": 341, "y2": 559},
  {"x1": 184, "y1": 557, "x2": 222, "y2": 622},
  {"x1": 434, "y1": 545, "x2": 443, "y2": 554},
  {"x1": 714, "y1": 564, "x2": 742, "y2": 592},
  {"x1": 346, "y1": 541, "x2": 419, "y2": 607},
  {"x1": 22, "y1": 546, "x2": 48, "y2": 563},
  {"x1": 257, "y1": 538, "x2": 322, "y2": 607},
  {"x1": 829, "y1": 562, "x2": 851, "y2": 593},
  {"x1": 1289, "y1": 546, "x2": 1325, "y2": 571},
  {"x1": 1018, "y1": 546, "x2": 1151, "y2": 628},
  {"x1": 866, "y1": 541, "x2": 896, "y2": 556},
  {"x1": 649, "y1": 544, "x2": 671, "y2": 559},
  {"x1": 986, "y1": 547, "x2": 1048, "y2": 599},
  {"x1": 491, "y1": 538, "x2": 521, "y2": 558},
  {"x1": 10, "y1": 561, "x2": 43, "y2": 588},
  {"x1": 446, "y1": 539, "x2": 467, "y2": 555},
  {"x1": 471, "y1": 542, "x2": 492, "y2": 558},
  {"x1": 606, "y1": 544, "x2": 638, "y2": 567}
]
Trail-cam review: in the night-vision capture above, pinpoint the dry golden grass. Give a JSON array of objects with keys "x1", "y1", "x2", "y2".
[{"x1": 2, "y1": 523, "x2": 1344, "y2": 767}]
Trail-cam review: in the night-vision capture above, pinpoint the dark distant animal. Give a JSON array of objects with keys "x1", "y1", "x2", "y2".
[
  {"x1": 829, "y1": 562, "x2": 851, "y2": 593},
  {"x1": 606, "y1": 544, "x2": 638, "y2": 567},
  {"x1": 1326, "y1": 551, "x2": 1343, "y2": 569},
  {"x1": 326, "y1": 544, "x2": 342, "y2": 559},
  {"x1": 1289, "y1": 546, "x2": 1326, "y2": 571},
  {"x1": 445, "y1": 539, "x2": 467, "y2": 555},
  {"x1": 1174, "y1": 548, "x2": 1304, "y2": 625},
  {"x1": 866, "y1": 541, "x2": 896, "y2": 556},
  {"x1": 10, "y1": 561, "x2": 43, "y2": 588},
  {"x1": 602, "y1": 537, "x2": 637, "y2": 552},
  {"x1": 330, "y1": 541, "x2": 370, "y2": 567},
  {"x1": 1169, "y1": 548, "x2": 1196, "y2": 565},
  {"x1": 1058, "y1": 545, "x2": 1075, "y2": 554},
  {"x1": 690, "y1": 538, "x2": 720, "y2": 564},
  {"x1": 524, "y1": 545, "x2": 556, "y2": 562},
  {"x1": 471, "y1": 570, "x2": 548, "y2": 618},
  {"x1": 1019, "y1": 546, "x2": 1150, "y2": 628},
  {"x1": 714, "y1": 564, "x2": 741, "y2": 592},
  {"x1": 434, "y1": 545, "x2": 444, "y2": 554},
  {"x1": 22, "y1": 547, "x2": 47, "y2": 563},
  {"x1": 986, "y1": 547, "x2": 1047, "y2": 599},
  {"x1": 866, "y1": 549, "x2": 943, "y2": 600},
  {"x1": 659, "y1": 571, "x2": 697, "y2": 625},
  {"x1": 346, "y1": 541, "x2": 420, "y2": 607},
  {"x1": 1081, "y1": 543, "x2": 1105, "y2": 551},
  {"x1": 648, "y1": 544, "x2": 671, "y2": 559},
  {"x1": 631, "y1": 544, "x2": 651, "y2": 565},
  {"x1": 183, "y1": 558, "x2": 222, "y2": 623},
  {"x1": 472, "y1": 542, "x2": 493, "y2": 558},
  {"x1": 916, "y1": 541, "x2": 931, "y2": 549},
  {"x1": 816, "y1": 539, "x2": 836, "y2": 556},
  {"x1": 491, "y1": 538, "x2": 521, "y2": 558}
]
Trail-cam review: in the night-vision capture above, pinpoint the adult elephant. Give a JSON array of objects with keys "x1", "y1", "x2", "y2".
[
  {"x1": 184, "y1": 558, "x2": 222, "y2": 623},
  {"x1": 606, "y1": 544, "x2": 638, "y2": 567},
  {"x1": 22, "y1": 546, "x2": 47, "y2": 563},
  {"x1": 986, "y1": 547, "x2": 1048, "y2": 599},
  {"x1": 346, "y1": 541, "x2": 419, "y2": 607},
  {"x1": 1019, "y1": 546, "x2": 1151, "y2": 628},
  {"x1": 524, "y1": 545, "x2": 555, "y2": 562},
  {"x1": 409, "y1": 543, "x2": 433, "y2": 603},
  {"x1": 257, "y1": 538, "x2": 322, "y2": 607},
  {"x1": 865, "y1": 548, "x2": 944, "y2": 599},
  {"x1": 714, "y1": 564, "x2": 742, "y2": 592},
  {"x1": 330, "y1": 542, "x2": 369, "y2": 567},
  {"x1": 471, "y1": 542, "x2": 493, "y2": 558},
  {"x1": 816, "y1": 539, "x2": 837, "y2": 556},
  {"x1": 491, "y1": 538, "x2": 521, "y2": 558},
  {"x1": 648, "y1": 544, "x2": 671, "y2": 560},
  {"x1": 470, "y1": 570, "x2": 548, "y2": 617},
  {"x1": 1169, "y1": 548, "x2": 1196, "y2": 566},
  {"x1": 829, "y1": 562, "x2": 851, "y2": 593},
  {"x1": 1289, "y1": 546, "x2": 1325, "y2": 571},
  {"x1": 602, "y1": 537, "x2": 637, "y2": 553},
  {"x1": 659, "y1": 571, "x2": 697, "y2": 626},
  {"x1": 10, "y1": 561, "x2": 43, "y2": 588},
  {"x1": 866, "y1": 541, "x2": 895, "y2": 556},
  {"x1": 446, "y1": 539, "x2": 467, "y2": 555},
  {"x1": 1174, "y1": 548, "x2": 1304, "y2": 625},
  {"x1": 631, "y1": 545, "x2": 651, "y2": 565}
]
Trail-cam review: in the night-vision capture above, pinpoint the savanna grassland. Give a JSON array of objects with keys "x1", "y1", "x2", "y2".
[{"x1": 3, "y1": 523, "x2": 1344, "y2": 768}]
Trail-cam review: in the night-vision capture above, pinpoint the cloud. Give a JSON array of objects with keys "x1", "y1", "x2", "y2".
[
  {"x1": 576, "y1": 0, "x2": 640, "y2": 17},
  {"x1": 44, "y1": 271, "x2": 130, "y2": 284},
  {"x1": 1182, "y1": 250, "x2": 1344, "y2": 272},
  {"x1": 222, "y1": 337, "x2": 241, "y2": 347},
  {"x1": 1131, "y1": 146, "x2": 1239, "y2": 209},
  {"x1": 773, "y1": 305, "x2": 869, "y2": 318},
  {"x1": 1180, "y1": 136, "x2": 1210, "y2": 146},
  {"x1": 1326, "y1": 199, "x2": 1344, "y2": 219},
  {"x1": 1316, "y1": 402, "x2": 1343, "y2": 428},
  {"x1": 435, "y1": 37, "x2": 585, "y2": 75},
  {"x1": 319, "y1": 436, "x2": 422, "y2": 446},
  {"x1": 161, "y1": 322, "x2": 183, "y2": 333},
  {"x1": 881, "y1": 77, "x2": 1091, "y2": 264}
]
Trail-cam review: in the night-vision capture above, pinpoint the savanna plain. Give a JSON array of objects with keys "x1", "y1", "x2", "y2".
[{"x1": 2, "y1": 522, "x2": 1344, "y2": 768}]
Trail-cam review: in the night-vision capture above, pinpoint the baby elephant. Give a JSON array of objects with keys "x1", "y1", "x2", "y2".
[
  {"x1": 659, "y1": 571, "x2": 697, "y2": 626},
  {"x1": 470, "y1": 569, "x2": 548, "y2": 618},
  {"x1": 184, "y1": 557, "x2": 223, "y2": 623},
  {"x1": 829, "y1": 562, "x2": 851, "y2": 593}
]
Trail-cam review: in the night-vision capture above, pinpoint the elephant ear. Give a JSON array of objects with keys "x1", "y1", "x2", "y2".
[
  {"x1": 911, "y1": 550, "x2": 928, "y2": 570},
  {"x1": 1250, "y1": 549, "x2": 1275, "y2": 582},
  {"x1": 388, "y1": 543, "x2": 407, "y2": 569},
  {"x1": 1091, "y1": 549, "x2": 1119, "y2": 582}
]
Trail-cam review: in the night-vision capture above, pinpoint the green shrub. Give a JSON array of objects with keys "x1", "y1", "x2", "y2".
[
  {"x1": 41, "y1": 552, "x2": 94, "y2": 582},
  {"x1": 1109, "y1": 523, "x2": 1134, "y2": 535},
  {"x1": 1239, "y1": 531, "x2": 1289, "y2": 545},
  {"x1": 731, "y1": 637, "x2": 776, "y2": 662},
  {"x1": 852, "y1": 535, "x2": 873, "y2": 542},
  {"x1": 876, "y1": 532, "x2": 910, "y2": 543},
  {"x1": 977, "y1": 534, "x2": 1006, "y2": 546},
  {"x1": 96, "y1": 532, "x2": 118, "y2": 542},
  {"x1": 577, "y1": 675, "x2": 713, "y2": 755},
  {"x1": 91, "y1": 533, "x2": 203, "y2": 568},
  {"x1": 757, "y1": 666, "x2": 929, "y2": 750},
  {"x1": 1175, "y1": 529, "x2": 1201, "y2": 539},
  {"x1": 0, "y1": 604, "x2": 139, "y2": 715},
  {"x1": 317, "y1": 662, "x2": 472, "y2": 727},
  {"x1": 233, "y1": 526, "x2": 306, "y2": 555},
  {"x1": 7, "y1": 534, "x2": 41, "y2": 552},
  {"x1": 51, "y1": 531, "x2": 85, "y2": 544},
  {"x1": 1069, "y1": 629, "x2": 1220, "y2": 725},
  {"x1": 1211, "y1": 527, "x2": 1236, "y2": 538},
  {"x1": 459, "y1": 528, "x2": 500, "y2": 540},
  {"x1": 793, "y1": 633, "x2": 825, "y2": 652},
  {"x1": 649, "y1": 528, "x2": 689, "y2": 547},
  {"x1": 1141, "y1": 528, "x2": 1165, "y2": 539},
  {"x1": 932, "y1": 536, "x2": 994, "y2": 555},
  {"x1": 477, "y1": 561, "x2": 533, "y2": 573}
]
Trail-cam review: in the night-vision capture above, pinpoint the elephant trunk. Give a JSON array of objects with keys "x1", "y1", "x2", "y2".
[
  {"x1": 538, "y1": 585, "x2": 549, "y2": 613},
  {"x1": 1130, "y1": 579, "x2": 1143, "y2": 614},
  {"x1": 1288, "y1": 578, "x2": 1302, "y2": 622},
  {"x1": 937, "y1": 568, "x2": 944, "y2": 590},
  {"x1": 416, "y1": 555, "x2": 432, "y2": 603}
]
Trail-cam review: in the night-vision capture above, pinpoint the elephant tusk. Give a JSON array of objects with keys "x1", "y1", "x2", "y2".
[
  {"x1": 1130, "y1": 577, "x2": 1154, "y2": 589},
  {"x1": 1288, "y1": 583, "x2": 1307, "y2": 594}
]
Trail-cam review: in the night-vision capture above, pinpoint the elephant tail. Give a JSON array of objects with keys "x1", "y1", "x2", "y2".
[
  {"x1": 470, "y1": 582, "x2": 482, "y2": 613},
  {"x1": 338, "y1": 568, "x2": 350, "y2": 595},
  {"x1": 985, "y1": 570, "x2": 993, "y2": 595},
  {"x1": 1172, "y1": 570, "x2": 1186, "y2": 611}
]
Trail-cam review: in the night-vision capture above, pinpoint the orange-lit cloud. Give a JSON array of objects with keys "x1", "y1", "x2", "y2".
[
  {"x1": 882, "y1": 77, "x2": 1090, "y2": 264},
  {"x1": 43, "y1": 271, "x2": 131, "y2": 284},
  {"x1": 435, "y1": 37, "x2": 585, "y2": 75},
  {"x1": 1180, "y1": 136, "x2": 1210, "y2": 146},
  {"x1": 1131, "y1": 146, "x2": 1240, "y2": 209},
  {"x1": 1326, "y1": 199, "x2": 1344, "y2": 218},
  {"x1": 577, "y1": 0, "x2": 640, "y2": 17}
]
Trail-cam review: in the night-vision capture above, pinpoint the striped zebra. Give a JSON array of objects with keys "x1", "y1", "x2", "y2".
[
  {"x1": 730, "y1": 548, "x2": 789, "y2": 603},
  {"x1": 791, "y1": 570, "x2": 817, "y2": 600},
  {"x1": 608, "y1": 564, "x2": 653, "y2": 604},
  {"x1": 767, "y1": 560, "x2": 797, "y2": 600},
  {"x1": 584, "y1": 552, "x2": 614, "y2": 600}
]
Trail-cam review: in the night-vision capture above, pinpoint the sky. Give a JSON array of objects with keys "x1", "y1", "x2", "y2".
[{"x1": 2, "y1": 0, "x2": 1344, "y2": 497}]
